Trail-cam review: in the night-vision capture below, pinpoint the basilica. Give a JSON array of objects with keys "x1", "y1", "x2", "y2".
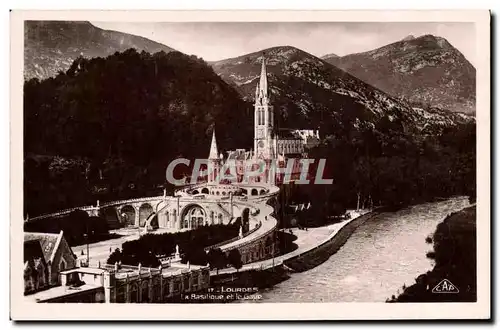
[{"x1": 208, "y1": 55, "x2": 320, "y2": 186}]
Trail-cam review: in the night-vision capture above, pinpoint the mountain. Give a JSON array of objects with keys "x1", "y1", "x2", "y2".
[
  {"x1": 211, "y1": 45, "x2": 473, "y2": 138},
  {"x1": 24, "y1": 46, "x2": 476, "y2": 219},
  {"x1": 24, "y1": 49, "x2": 253, "y2": 162},
  {"x1": 321, "y1": 52, "x2": 339, "y2": 61},
  {"x1": 24, "y1": 21, "x2": 175, "y2": 80},
  {"x1": 323, "y1": 35, "x2": 476, "y2": 114},
  {"x1": 24, "y1": 49, "x2": 254, "y2": 215},
  {"x1": 211, "y1": 45, "x2": 475, "y2": 210}
]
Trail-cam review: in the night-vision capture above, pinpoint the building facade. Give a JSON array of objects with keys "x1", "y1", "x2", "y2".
[
  {"x1": 208, "y1": 55, "x2": 318, "y2": 187},
  {"x1": 24, "y1": 231, "x2": 77, "y2": 294},
  {"x1": 30, "y1": 262, "x2": 210, "y2": 303}
]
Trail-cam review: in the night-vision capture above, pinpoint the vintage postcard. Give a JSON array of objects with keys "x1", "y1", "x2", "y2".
[{"x1": 10, "y1": 10, "x2": 490, "y2": 320}]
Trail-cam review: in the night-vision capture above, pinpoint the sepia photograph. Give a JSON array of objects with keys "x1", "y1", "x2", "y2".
[{"x1": 10, "y1": 9, "x2": 490, "y2": 320}]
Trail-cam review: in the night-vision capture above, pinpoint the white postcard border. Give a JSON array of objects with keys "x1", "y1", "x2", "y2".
[{"x1": 10, "y1": 9, "x2": 491, "y2": 320}]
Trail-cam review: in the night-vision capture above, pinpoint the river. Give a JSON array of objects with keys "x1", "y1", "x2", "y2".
[{"x1": 258, "y1": 197, "x2": 470, "y2": 302}]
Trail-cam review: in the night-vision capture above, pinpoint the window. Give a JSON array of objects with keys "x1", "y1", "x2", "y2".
[
  {"x1": 130, "y1": 284, "x2": 138, "y2": 303},
  {"x1": 37, "y1": 264, "x2": 45, "y2": 287},
  {"x1": 59, "y1": 258, "x2": 67, "y2": 272},
  {"x1": 141, "y1": 281, "x2": 149, "y2": 303},
  {"x1": 116, "y1": 286, "x2": 126, "y2": 303}
]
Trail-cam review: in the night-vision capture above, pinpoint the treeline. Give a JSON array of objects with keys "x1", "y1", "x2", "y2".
[
  {"x1": 24, "y1": 210, "x2": 110, "y2": 246},
  {"x1": 24, "y1": 48, "x2": 475, "y2": 222},
  {"x1": 387, "y1": 205, "x2": 476, "y2": 302},
  {"x1": 24, "y1": 49, "x2": 254, "y2": 216},
  {"x1": 276, "y1": 116, "x2": 475, "y2": 227},
  {"x1": 107, "y1": 223, "x2": 240, "y2": 268}
]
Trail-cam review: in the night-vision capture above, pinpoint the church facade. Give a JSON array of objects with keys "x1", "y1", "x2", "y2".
[{"x1": 208, "y1": 55, "x2": 318, "y2": 186}]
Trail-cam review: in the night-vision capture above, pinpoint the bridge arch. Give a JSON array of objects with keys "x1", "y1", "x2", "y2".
[
  {"x1": 119, "y1": 205, "x2": 136, "y2": 226},
  {"x1": 251, "y1": 188, "x2": 258, "y2": 196},
  {"x1": 181, "y1": 204, "x2": 207, "y2": 230},
  {"x1": 138, "y1": 203, "x2": 153, "y2": 227},
  {"x1": 259, "y1": 189, "x2": 266, "y2": 195},
  {"x1": 201, "y1": 187, "x2": 209, "y2": 194},
  {"x1": 101, "y1": 207, "x2": 120, "y2": 229}
]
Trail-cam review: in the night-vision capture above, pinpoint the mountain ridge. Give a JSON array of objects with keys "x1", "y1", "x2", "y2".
[
  {"x1": 323, "y1": 34, "x2": 475, "y2": 114},
  {"x1": 24, "y1": 20, "x2": 175, "y2": 80},
  {"x1": 211, "y1": 44, "x2": 474, "y2": 138}
]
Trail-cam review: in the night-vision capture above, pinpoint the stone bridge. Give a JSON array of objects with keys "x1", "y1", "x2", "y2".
[
  {"x1": 26, "y1": 184, "x2": 277, "y2": 231},
  {"x1": 27, "y1": 196, "x2": 168, "y2": 229},
  {"x1": 27, "y1": 183, "x2": 281, "y2": 265}
]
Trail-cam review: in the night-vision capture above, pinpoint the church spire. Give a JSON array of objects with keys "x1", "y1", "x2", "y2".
[
  {"x1": 209, "y1": 129, "x2": 219, "y2": 160},
  {"x1": 259, "y1": 54, "x2": 268, "y2": 99}
]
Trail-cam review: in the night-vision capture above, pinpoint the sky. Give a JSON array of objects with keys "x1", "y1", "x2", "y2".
[{"x1": 91, "y1": 21, "x2": 476, "y2": 66}]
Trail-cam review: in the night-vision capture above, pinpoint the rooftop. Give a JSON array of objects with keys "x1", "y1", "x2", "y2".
[
  {"x1": 24, "y1": 283, "x2": 102, "y2": 303},
  {"x1": 24, "y1": 231, "x2": 63, "y2": 263},
  {"x1": 61, "y1": 267, "x2": 106, "y2": 275}
]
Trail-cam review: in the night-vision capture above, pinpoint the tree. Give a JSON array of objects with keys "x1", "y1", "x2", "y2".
[
  {"x1": 207, "y1": 248, "x2": 228, "y2": 275},
  {"x1": 107, "y1": 248, "x2": 122, "y2": 265},
  {"x1": 228, "y1": 249, "x2": 243, "y2": 272},
  {"x1": 88, "y1": 216, "x2": 109, "y2": 236},
  {"x1": 24, "y1": 49, "x2": 254, "y2": 215},
  {"x1": 59, "y1": 210, "x2": 89, "y2": 245},
  {"x1": 182, "y1": 247, "x2": 208, "y2": 266},
  {"x1": 241, "y1": 208, "x2": 250, "y2": 232}
]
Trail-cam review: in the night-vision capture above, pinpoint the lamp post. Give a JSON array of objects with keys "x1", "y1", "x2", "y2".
[
  {"x1": 272, "y1": 229, "x2": 276, "y2": 271},
  {"x1": 83, "y1": 233, "x2": 89, "y2": 266}
]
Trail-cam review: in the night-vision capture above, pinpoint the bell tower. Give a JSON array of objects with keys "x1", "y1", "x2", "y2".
[
  {"x1": 208, "y1": 128, "x2": 221, "y2": 183},
  {"x1": 254, "y1": 54, "x2": 274, "y2": 160}
]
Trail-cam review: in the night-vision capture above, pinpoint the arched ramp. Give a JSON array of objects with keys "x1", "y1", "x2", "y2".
[
  {"x1": 181, "y1": 204, "x2": 207, "y2": 229},
  {"x1": 139, "y1": 203, "x2": 153, "y2": 227},
  {"x1": 101, "y1": 207, "x2": 121, "y2": 229},
  {"x1": 120, "y1": 205, "x2": 136, "y2": 226}
]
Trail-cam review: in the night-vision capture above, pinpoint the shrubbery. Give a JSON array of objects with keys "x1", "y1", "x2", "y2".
[
  {"x1": 387, "y1": 206, "x2": 476, "y2": 302},
  {"x1": 24, "y1": 209, "x2": 109, "y2": 246},
  {"x1": 107, "y1": 224, "x2": 240, "y2": 267},
  {"x1": 24, "y1": 49, "x2": 253, "y2": 216},
  {"x1": 24, "y1": 48, "x2": 475, "y2": 230}
]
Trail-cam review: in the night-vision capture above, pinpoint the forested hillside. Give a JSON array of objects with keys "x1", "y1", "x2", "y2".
[
  {"x1": 24, "y1": 49, "x2": 253, "y2": 215},
  {"x1": 24, "y1": 48, "x2": 475, "y2": 219}
]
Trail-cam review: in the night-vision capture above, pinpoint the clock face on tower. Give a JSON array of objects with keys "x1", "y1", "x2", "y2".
[{"x1": 258, "y1": 141, "x2": 265, "y2": 148}]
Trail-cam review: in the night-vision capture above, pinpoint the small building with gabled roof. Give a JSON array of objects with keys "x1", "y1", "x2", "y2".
[{"x1": 24, "y1": 230, "x2": 77, "y2": 294}]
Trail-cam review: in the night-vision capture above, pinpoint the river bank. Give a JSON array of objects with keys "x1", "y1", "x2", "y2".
[
  {"x1": 260, "y1": 196, "x2": 471, "y2": 302},
  {"x1": 388, "y1": 204, "x2": 477, "y2": 302},
  {"x1": 283, "y1": 211, "x2": 379, "y2": 272},
  {"x1": 209, "y1": 209, "x2": 378, "y2": 294}
]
